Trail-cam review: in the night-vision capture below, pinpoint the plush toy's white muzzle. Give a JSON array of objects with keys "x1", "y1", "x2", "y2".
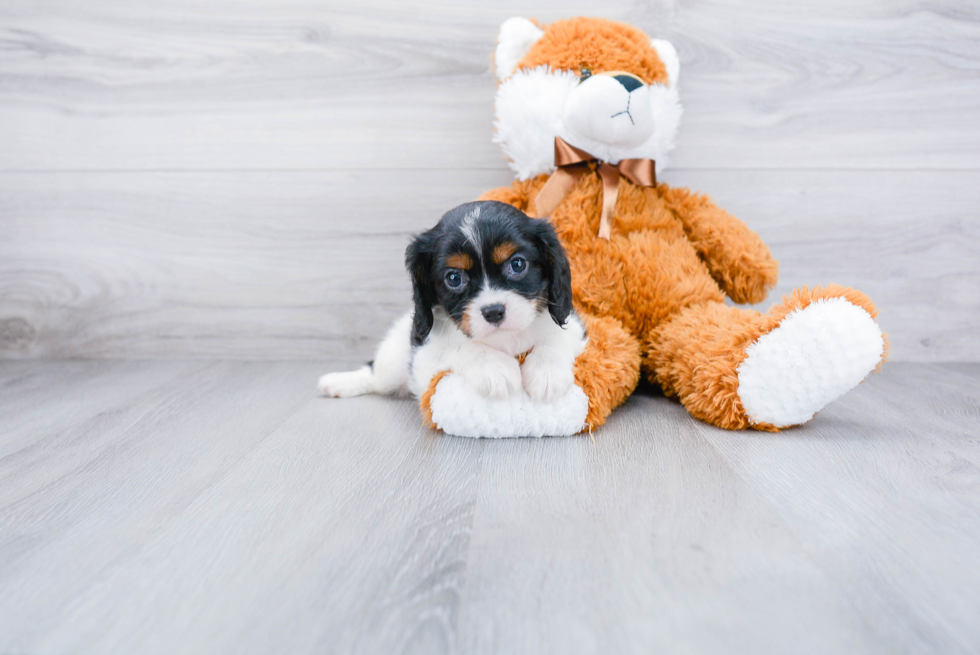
[{"x1": 563, "y1": 73, "x2": 654, "y2": 149}]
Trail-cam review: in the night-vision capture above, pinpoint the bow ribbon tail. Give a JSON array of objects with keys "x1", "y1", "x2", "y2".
[
  {"x1": 596, "y1": 163, "x2": 621, "y2": 240},
  {"x1": 528, "y1": 165, "x2": 585, "y2": 219}
]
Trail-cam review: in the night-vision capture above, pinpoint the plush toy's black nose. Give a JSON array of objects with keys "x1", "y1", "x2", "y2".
[
  {"x1": 481, "y1": 304, "x2": 506, "y2": 325},
  {"x1": 613, "y1": 74, "x2": 643, "y2": 92}
]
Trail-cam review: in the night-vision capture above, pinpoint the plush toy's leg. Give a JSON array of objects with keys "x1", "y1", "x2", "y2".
[
  {"x1": 574, "y1": 312, "x2": 641, "y2": 430},
  {"x1": 645, "y1": 285, "x2": 887, "y2": 431},
  {"x1": 418, "y1": 311, "x2": 640, "y2": 437}
]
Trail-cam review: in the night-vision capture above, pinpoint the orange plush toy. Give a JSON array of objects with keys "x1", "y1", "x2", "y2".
[{"x1": 436, "y1": 16, "x2": 886, "y2": 432}]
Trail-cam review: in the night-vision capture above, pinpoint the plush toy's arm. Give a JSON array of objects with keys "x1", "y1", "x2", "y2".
[{"x1": 660, "y1": 184, "x2": 778, "y2": 305}]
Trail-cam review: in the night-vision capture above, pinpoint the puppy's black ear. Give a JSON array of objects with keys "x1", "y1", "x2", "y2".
[
  {"x1": 405, "y1": 230, "x2": 438, "y2": 346},
  {"x1": 530, "y1": 219, "x2": 573, "y2": 326}
]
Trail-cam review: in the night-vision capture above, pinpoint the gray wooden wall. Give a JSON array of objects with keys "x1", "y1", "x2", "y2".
[{"x1": 1, "y1": 0, "x2": 978, "y2": 362}]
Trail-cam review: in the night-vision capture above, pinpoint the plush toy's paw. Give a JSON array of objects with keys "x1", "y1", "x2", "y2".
[
  {"x1": 422, "y1": 373, "x2": 590, "y2": 438},
  {"x1": 458, "y1": 352, "x2": 523, "y2": 399},
  {"x1": 318, "y1": 366, "x2": 373, "y2": 398},
  {"x1": 521, "y1": 351, "x2": 575, "y2": 403},
  {"x1": 736, "y1": 297, "x2": 885, "y2": 428}
]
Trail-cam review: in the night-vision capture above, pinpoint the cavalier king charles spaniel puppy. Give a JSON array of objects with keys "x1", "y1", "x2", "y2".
[{"x1": 318, "y1": 200, "x2": 586, "y2": 403}]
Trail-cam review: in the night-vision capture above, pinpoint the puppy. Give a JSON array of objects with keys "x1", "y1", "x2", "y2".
[{"x1": 318, "y1": 200, "x2": 587, "y2": 404}]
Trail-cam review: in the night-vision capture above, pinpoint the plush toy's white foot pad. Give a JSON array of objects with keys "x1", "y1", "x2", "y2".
[
  {"x1": 428, "y1": 374, "x2": 589, "y2": 438},
  {"x1": 737, "y1": 298, "x2": 884, "y2": 428}
]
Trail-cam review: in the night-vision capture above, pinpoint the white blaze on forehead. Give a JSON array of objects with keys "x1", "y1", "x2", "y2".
[{"x1": 459, "y1": 205, "x2": 482, "y2": 248}]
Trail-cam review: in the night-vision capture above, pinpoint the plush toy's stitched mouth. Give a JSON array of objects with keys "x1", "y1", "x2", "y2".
[{"x1": 610, "y1": 93, "x2": 634, "y2": 125}]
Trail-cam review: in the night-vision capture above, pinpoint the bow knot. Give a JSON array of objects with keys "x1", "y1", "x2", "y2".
[{"x1": 529, "y1": 137, "x2": 656, "y2": 239}]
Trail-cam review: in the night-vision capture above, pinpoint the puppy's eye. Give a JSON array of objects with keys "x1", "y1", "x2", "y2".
[
  {"x1": 580, "y1": 66, "x2": 593, "y2": 80},
  {"x1": 445, "y1": 269, "x2": 468, "y2": 290},
  {"x1": 505, "y1": 256, "x2": 528, "y2": 279}
]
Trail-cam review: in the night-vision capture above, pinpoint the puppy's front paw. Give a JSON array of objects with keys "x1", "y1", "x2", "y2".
[
  {"x1": 318, "y1": 367, "x2": 373, "y2": 398},
  {"x1": 459, "y1": 355, "x2": 522, "y2": 399},
  {"x1": 521, "y1": 354, "x2": 574, "y2": 404}
]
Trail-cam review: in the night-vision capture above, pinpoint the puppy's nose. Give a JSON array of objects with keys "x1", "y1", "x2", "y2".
[
  {"x1": 613, "y1": 74, "x2": 643, "y2": 92},
  {"x1": 481, "y1": 303, "x2": 506, "y2": 325}
]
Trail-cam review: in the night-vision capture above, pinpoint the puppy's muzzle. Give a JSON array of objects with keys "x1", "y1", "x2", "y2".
[{"x1": 481, "y1": 303, "x2": 506, "y2": 325}]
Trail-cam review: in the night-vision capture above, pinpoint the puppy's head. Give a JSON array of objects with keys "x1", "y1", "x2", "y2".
[{"x1": 405, "y1": 201, "x2": 572, "y2": 346}]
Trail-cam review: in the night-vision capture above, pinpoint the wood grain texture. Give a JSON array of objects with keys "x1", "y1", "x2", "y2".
[
  {"x1": 0, "y1": 169, "x2": 976, "y2": 361},
  {"x1": 1, "y1": 0, "x2": 979, "y2": 171},
  {"x1": 0, "y1": 361, "x2": 978, "y2": 653},
  {"x1": 0, "y1": 0, "x2": 978, "y2": 360},
  {"x1": 457, "y1": 400, "x2": 886, "y2": 654},
  {"x1": 698, "y1": 363, "x2": 980, "y2": 654}
]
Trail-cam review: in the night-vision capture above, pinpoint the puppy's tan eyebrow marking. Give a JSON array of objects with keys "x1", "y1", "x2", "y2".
[
  {"x1": 445, "y1": 253, "x2": 473, "y2": 269},
  {"x1": 491, "y1": 242, "x2": 518, "y2": 265}
]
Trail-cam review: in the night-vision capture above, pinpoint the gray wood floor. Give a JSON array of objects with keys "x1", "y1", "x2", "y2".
[{"x1": 1, "y1": 360, "x2": 978, "y2": 654}]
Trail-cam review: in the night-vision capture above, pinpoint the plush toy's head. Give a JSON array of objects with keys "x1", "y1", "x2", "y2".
[{"x1": 493, "y1": 17, "x2": 682, "y2": 180}]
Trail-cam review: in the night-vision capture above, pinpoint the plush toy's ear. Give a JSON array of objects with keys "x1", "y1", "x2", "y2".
[
  {"x1": 651, "y1": 38, "x2": 680, "y2": 87},
  {"x1": 405, "y1": 230, "x2": 438, "y2": 346},
  {"x1": 495, "y1": 17, "x2": 545, "y2": 80}
]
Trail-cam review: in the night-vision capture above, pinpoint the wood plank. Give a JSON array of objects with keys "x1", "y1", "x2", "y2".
[
  {"x1": 0, "y1": 0, "x2": 978, "y2": 171},
  {"x1": 1, "y1": 169, "x2": 976, "y2": 361},
  {"x1": 2, "y1": 361, "x2": 977, "y2": 652},
  {"x1": 696, "y1": 169, "x2": 980, "y2": 363},
  {"x1": 0, "y1": 362, "x2": 483, "y2": 654},
  {"x1": 0, "y1": 361, "x2": 322, "y2": 651},
  {"x1": 456, "y1": 393, "x2": 887, "y2": 654},
  {"x1": 0, "y1": 360, "x2": 201, "y2": 460},
  {"x1": 698, "y1": 363, "x2": 980, "y2": 654},
  {"x1": 0, "y1": 168, "x2": 506, "y2": 360}
]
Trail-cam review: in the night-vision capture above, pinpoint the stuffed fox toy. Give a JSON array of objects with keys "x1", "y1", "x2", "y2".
[{"x1": 416, "y1": 16, "x2": 886, "y2": 435}]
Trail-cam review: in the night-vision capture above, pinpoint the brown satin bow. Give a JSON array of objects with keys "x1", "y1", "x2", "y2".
[{"x1": 529, "y1": 137, "x2": 656, "y2": 239}]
